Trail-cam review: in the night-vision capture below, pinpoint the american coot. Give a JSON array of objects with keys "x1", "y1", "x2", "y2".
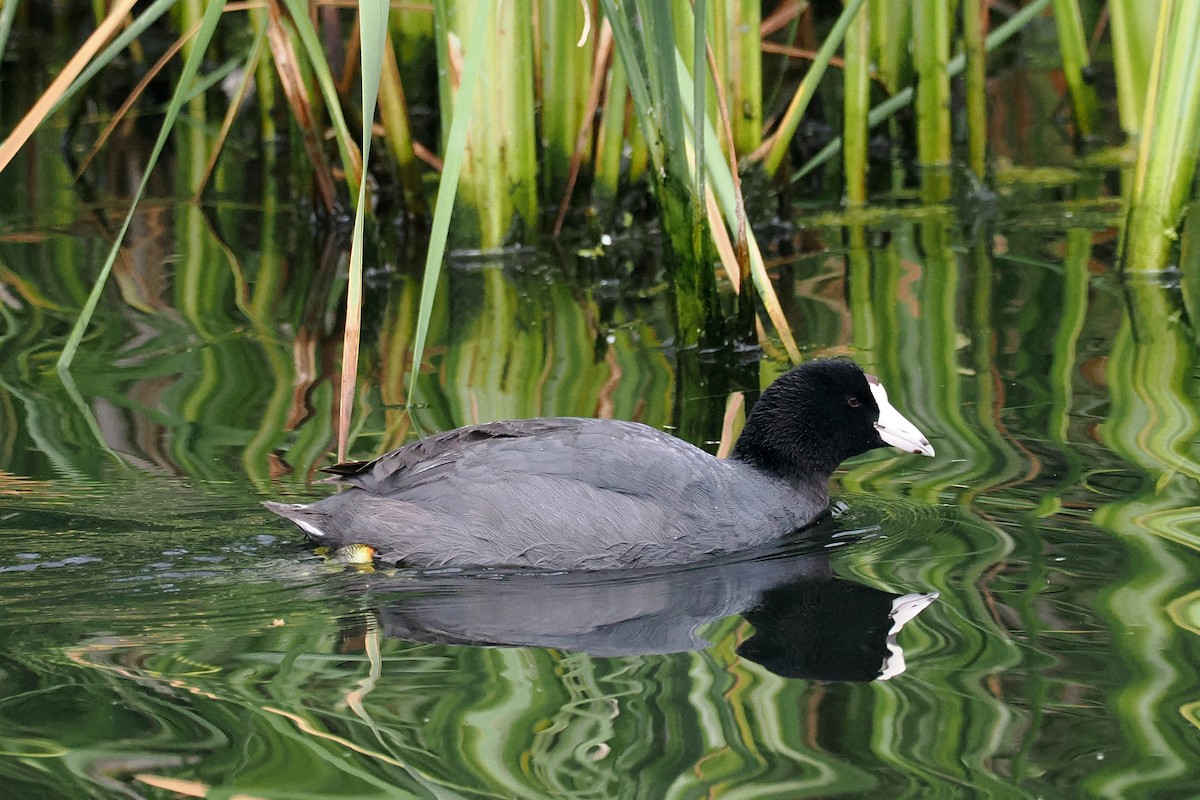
[{"x1": 266, "y1": 359, "x2": 934, "y2": 570}]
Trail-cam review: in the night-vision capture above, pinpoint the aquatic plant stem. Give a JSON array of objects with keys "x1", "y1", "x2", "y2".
[
  {"x1": 914, "y1": 0, "x2": 951, "y2": 201},
  {"x1": 407, "y1": 0, "x2": 492, "y2": 406},
  {"x1": 538, "y1": 0, "x2": 594, "y2": 197},
  {"x1": 592, "y1": 40, "x2": 626, "y2": 208},
  {"x1": 718, "y1": 0, "x2": 761, "y2": 153},
  {"x1": 843, "y1": 4, "x2": 870, "y2": 205},
  {"x1": 757, "y1": 0, "x2": 867, "y2": 177},
  {"x1": 553, "y1": 20, "x2": 613, "y2": 236},
  {"x1": 280, "y1": 0, "x2": 364, "y2": 199},
  {"x1": 962, "y1": 0, "x2": 987, "y2": 179},
  {"x1": 792, "y1": 0, "x2": 1051, "y2": 183},
  {"x1": 601, "y1": 0, "x2": 720, "y2": 347},
  {"x1": 675, "y1": 50, "x2": 800, "y2": 361},
  {"x1": 378, "y1": 30, "x2": 425, "y2": 216},
  {"x1": 1122, "y1": 1, "x2": 1200, "y2": 273}
]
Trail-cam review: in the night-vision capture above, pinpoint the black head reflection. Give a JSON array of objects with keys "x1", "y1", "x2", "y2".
[
  {"x1": 339, "y1": 535, "x2": 938, "y2": 683},
  {"x1": 735, "y1": 580, "x2": 937, "y2": 682}
]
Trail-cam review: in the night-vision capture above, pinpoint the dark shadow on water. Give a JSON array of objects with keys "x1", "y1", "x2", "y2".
[{"x1": 337, "y1": 523, "x2": 938, "y2": 683}]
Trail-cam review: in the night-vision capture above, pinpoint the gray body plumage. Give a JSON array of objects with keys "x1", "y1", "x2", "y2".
[{"x1": 267, "y1": 418, "x2": 827, "y2": 570}]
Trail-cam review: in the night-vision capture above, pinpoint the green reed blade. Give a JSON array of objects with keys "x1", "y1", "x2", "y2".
[
  {"x1": 57, "y1": 0, "x2": 227, "y2": 370},
  {"x1": 598, "y1": 1, "x2": 661, "y2": 171},
  {"x1": 693, "y1": 0, "x2": 706, "y2": 241},
  {"x1": 601, "y1": 0, "x2": 718, "y2": 345},
  {"x1": 337, "y1": 0, "x2": 390, "y2": 461},
  {"x1": 406, "y1": 0, "x2": 493, "y2": 407},
  {"x1": 639, "y1": 0, "x2": 688, "y2": 175}
]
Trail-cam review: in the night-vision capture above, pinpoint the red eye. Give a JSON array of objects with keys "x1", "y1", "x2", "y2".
[{"x1": 847, "y1": 396, "x2": 861, "y2": 408}]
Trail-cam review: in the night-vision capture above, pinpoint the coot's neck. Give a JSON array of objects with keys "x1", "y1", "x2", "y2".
[
  {"x1": 729, "y1": 397, "x2": 840, "y2": 482},
  {"x1": 730, "y1": 434, "x2": 832, "y2": 482}
]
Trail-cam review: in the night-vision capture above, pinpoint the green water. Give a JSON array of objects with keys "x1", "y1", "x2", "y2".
[{"x1": 4, "y1": 186, "x2": 1200, "y2": 799}]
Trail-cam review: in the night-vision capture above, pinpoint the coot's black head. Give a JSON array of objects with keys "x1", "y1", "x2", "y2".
[{"x1": 730, "y1": 359, "x2": 934, "y2": 479}]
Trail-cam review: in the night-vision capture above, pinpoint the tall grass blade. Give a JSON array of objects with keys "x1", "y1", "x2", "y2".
[
  {"x1": 597, "y1": 1, "x2": 662, "y2": 171},
  {"x1": 337, "y1": 0, "x2": 390, "y2": 462},
  {"x1": 406, "y1": 0, "x2": 493, "y2": 407},
  {"x1": 601, "y1": 0, "x2": 718, "y2": 346},
  {"x1": 56, "y1": 0, "x2": 227, "y2": 370},
  {"x1": 700, "y1": 26, "x2": 752, "y2": 321},
  {"x1": 265, "y1": 1, "x2": 338, "y2": 210}
]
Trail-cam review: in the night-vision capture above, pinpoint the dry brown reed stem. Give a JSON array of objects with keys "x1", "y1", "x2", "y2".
[
  {"x1": 760, "y1": 0, "x2": 806, "y2": 37},
  {"x1": 760, "y1": 41, "x2": 847, "y2": 71}
]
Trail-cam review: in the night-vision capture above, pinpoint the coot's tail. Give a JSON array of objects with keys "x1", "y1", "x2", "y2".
[{"x1": 263, "y1": 501, "x2": 329, "y2": 541}]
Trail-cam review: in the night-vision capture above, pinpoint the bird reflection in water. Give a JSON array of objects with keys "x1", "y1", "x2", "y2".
[{"x1": 335, "y1": 532, "x2": 937, "y2": 683}]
